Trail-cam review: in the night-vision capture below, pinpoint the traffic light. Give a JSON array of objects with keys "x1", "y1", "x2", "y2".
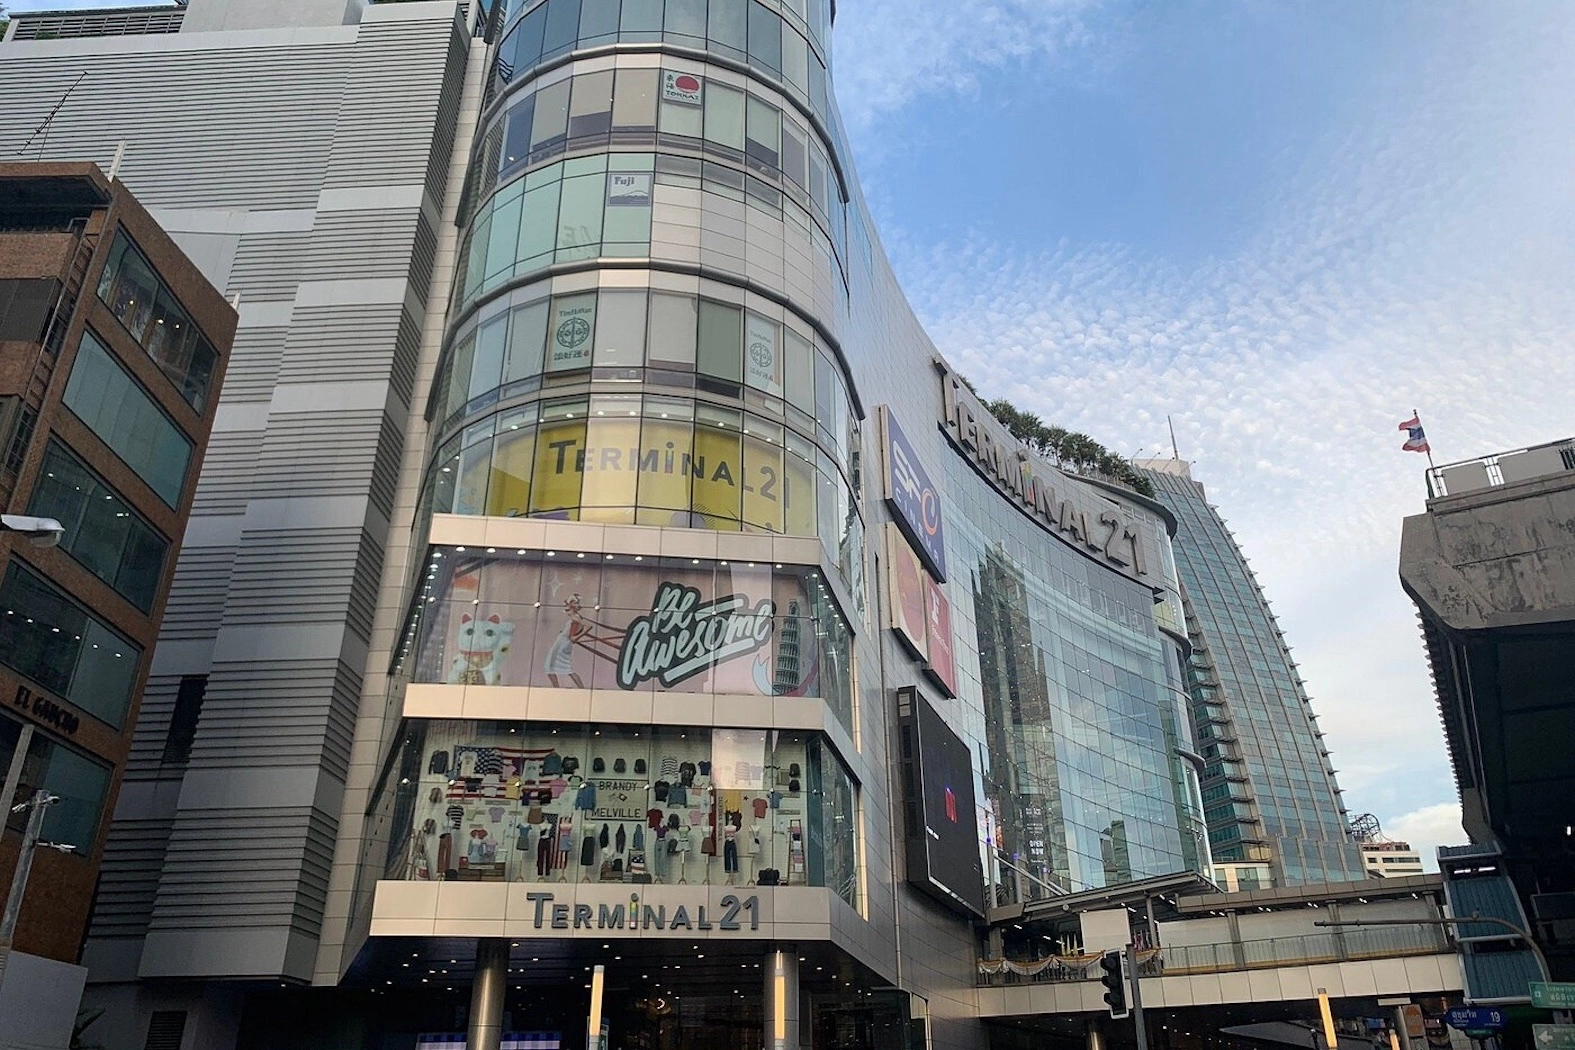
[{"x1": 1100, "y1": 949, "x2": 1130, "y2": 1019}]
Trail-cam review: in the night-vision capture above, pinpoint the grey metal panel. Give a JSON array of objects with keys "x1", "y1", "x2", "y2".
[
  {"x1": 218, "y1": 325, "x2": 288, "y2": 403},
  {"x1": 188, "y1": 429, "x2": 264, "y2": 516},
  {"x1": 154, "y1": 547, "x2": 239, "y2": 642},
  {"x1": 227, "y1": 230, "x2": 312, "y2": 302},
  {"x1": 218, "y1": 525, "x2": 384, "y2": 643},
  {"x1": 85, "y1": 815, "x2": 178, "y2": 938},
  {"x1": 183, "y1": 658, "x2": 364, "y2": 781}
]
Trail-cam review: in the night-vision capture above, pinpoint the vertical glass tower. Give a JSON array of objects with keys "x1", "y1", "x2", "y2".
[{"x1": 1138, "y1": 459, "x2": 1364, "y2": 885}]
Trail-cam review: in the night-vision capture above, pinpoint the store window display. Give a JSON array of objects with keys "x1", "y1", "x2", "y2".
[
  {"x1": 375, "y1": 720, "x2": 858, "y2": 907},
  {"x1": 405, "y1": 550, "x2": 855, "y2": 732}
]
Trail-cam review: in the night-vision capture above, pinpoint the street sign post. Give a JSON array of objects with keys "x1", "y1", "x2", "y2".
[
  {"x1": 1445, "y1": 1007, "x2": 1506, "y2": 1032},
  {"x1": 1533, "y1": 984, "x2": 1575, "y2": 1010},
  {"x1": 1533, "y1": 1025, "x2": 1575, "y2": 1050}
]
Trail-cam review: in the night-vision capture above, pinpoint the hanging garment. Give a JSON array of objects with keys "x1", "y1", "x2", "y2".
[
  {"x1": 536, "y1": 832, "x2": 554, "y2": 877},
  {"x1": 580, "y1": 835, "x2": 597, "y2": 867},
  {"x1": 632, "y1": 825, "x2": 644, "y2": 851},
  {"x1": 475, "y1": 749, "x2": 504, "y2": 776},
  {"x1": 753, "y1": 796, "x2": 768, "y2": 819},
  {"x1": 615, "y1": 825, "x2": 627, "y2": 854},
  {"x1": 428, "y1": 750, "x2": 449, "y2": 775},
  {"x1": 598, "y1": 824, "x2": 610, "y2": 849},
  {"x1": 723, "y1": 829, "x2": 739, "y2": 873},
  {"x1": 556, "y1": 819, "x2": 575, "y2": 853},
  {"x1": 660, "y1": 756, "x2": 680, "y2": 779},
  {"x1": 445, "y1": 804, "x2": 465, "y2": 830},
  {"x1": 666, "y1": 784, "x2": 687, "y2": 807},
  {"x1": 516, "y1": 825, "x2": 531, "y2": 851},
  {"x1": 437, "y1": 833, "x2": 453, "y2": 874},
  {"x1": 467, "y1": 834, "x2": 490, "y2": 865},
  {"x1": 541, "y1": 752, "x2": 563, "y2": 776},
  {"x1": 488, "y1": 806, "x2": 504, "y2": 823},
  {"x1": 647, "y1": 807, "x2": 663, "y2": 830},
  {"x1": 652, "y1": 781, "x2": 670, "y2": 802},
  {"x1": 575, "y1": 781, "x2": 598, "y2": 811}
]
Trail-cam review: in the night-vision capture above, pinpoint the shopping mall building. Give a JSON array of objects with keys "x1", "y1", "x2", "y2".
[{"x1": 0, "y1": 2, "x2": 1214, "y2": 1047}]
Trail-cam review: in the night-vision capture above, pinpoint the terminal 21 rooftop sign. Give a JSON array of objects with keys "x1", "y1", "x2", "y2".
[{"x1": 935, "y1": 360, "x2": 1151, "y2": 583}]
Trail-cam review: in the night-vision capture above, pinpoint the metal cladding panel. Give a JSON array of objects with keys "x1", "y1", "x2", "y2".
[
  {"x1": 0, "y1": 43, "x2": 349, "y2": 208},
  {"x1": 0, "y1": 7, "x2": 474, "y2": 982}
]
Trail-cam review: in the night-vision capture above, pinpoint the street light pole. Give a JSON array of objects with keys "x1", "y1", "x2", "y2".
[{"x1": 0, "y1": 789, "x2": 60, "y2": 988}]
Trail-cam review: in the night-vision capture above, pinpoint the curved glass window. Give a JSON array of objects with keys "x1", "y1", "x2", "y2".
[
  {"x1": 492, "y1": 0, "x2": 832, "y2": 119},
  {"x1": 407, "y1": 550, "x2": 851, "y2": 715},
  {"x1": 473, "y1": 64, "x2": 841, "y2": 240},
  {"x1": 367, "y1": 718, "x2": 858, "y2": 906},
  {"x1": 433, "y1": 283, "x2": 856, "y2": 472}
]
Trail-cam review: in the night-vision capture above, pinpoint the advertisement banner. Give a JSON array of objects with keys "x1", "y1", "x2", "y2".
[
  {"x1": 606, "y1": 172, "x2": 652, "y2": 208},
  {"x1": 885, "y1": 525, "x2": 928, "y2": 660},
  {"x1": 661, "y1": 70, "x2": 703, "y2": 106},
  {"x1": 923, "y1": 574, "x2": 957, "y2": 697},
  {"x1": 422, "y1": 557, "x2": 830, "y2": 699},
  {"x1": 743, "y1": 312, "x2": 781, "y2": 396},
  {"x1": 880, "y1": 406, "x2": 947, "y2": 581},
  {"x1": 548, "y1": 295, "x2": 595, "y2": 371}
]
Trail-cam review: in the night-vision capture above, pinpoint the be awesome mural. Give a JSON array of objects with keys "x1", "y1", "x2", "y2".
[{"x1": 413, "y1": 552, "x2": 852, "y2": 702}]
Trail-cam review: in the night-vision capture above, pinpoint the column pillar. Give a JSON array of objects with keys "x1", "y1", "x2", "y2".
[
  {"x1": 467, "y1": 938, "x2": 509, "y2": 1050},
  {"x1": 764, "y1": 948, "x2": 800, "y2": 1050}
]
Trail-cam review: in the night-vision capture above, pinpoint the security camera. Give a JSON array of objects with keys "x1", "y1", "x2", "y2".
[{"x1": 0, "y1": 515, "x2": 66, "y2": 548}]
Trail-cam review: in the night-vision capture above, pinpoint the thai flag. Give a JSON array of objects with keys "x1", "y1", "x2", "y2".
[{"x1": 1399, "y1": 415, "x2": 1430, "y2": 454}]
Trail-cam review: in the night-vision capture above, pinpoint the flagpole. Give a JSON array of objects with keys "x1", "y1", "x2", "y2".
[{"x1": 1414, "y1": 407, "x2": 1436, "y2": 470}]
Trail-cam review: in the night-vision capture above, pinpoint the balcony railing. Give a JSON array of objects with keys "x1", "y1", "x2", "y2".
[
  {"x1": 978, "y1": 924, "x2": 1451, "y2": 986},
  {"x1": 1427, "y1": 438, "x2": 1575, "y2": 498}
]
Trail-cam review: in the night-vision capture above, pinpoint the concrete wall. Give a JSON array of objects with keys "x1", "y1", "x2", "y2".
[{"x1": 0, "y1": 951, "x2": 88, "y2": 1050}]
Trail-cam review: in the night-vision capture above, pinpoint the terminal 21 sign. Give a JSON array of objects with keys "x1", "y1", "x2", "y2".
[
  {"x1": 879, "y1": 406, "x2": 947, "y2": 581},
  {"x1": 935, "y1": 360, "x2": 1150, "y2": 582}
]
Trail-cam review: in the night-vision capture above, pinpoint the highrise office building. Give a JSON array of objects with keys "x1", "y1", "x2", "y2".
[
  {"x1": 1138, "y1": 458, "x2": 1363, "y2": 887},
  {"x1": 2, "y1": 3, "x2": 1211, "y2": 1047}
]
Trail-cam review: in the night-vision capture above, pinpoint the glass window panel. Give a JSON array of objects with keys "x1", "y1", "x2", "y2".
[
  {"x1": 782, "y1": 326, "x2": 814, "y2": 413},
  {"x1": 783, "y1": 430, "x2": 816, "y2": 537},
  {"x1": 541, "y1": 0, "x2": 581, "y2": 59},
  {"x1": 577, "y1": 0, "x2": 619, "y2": 45},
  {"x1": 455, "y1": 433, "x2": 494, "y2": 515},
  {"x1": 531, "y1": 398, "x2": 587, "y2": 517},
  {"x1": 430, "y1": 438, "x2": 461, "y2": 514},
  {"x1": 36, "y1": 741, "x2": 111, "y2": 847},
  {"x1": 508, "y1": 3, "x2": 548, "y2": 77},
  {"x1": 692, "y1": 403, "x2": 742, "y2": 528},
  {"x1": 813, "y1": 349, "x2": 835, "y2": 440},
  {"x1": 612, "y1": 68, "x2": 658, "y2": 132},
  {"x1": 664, "y1": 0, "x2": 706, "y2": 45},
  {"x1": 530, "y1": 78, "x2": 571, "y2": 159},
  {"x1": 504, "y1": 299, "x2": 549, "y2": 385},
  {"x1": 485, "y1": 184, "x2": 524, "y2": 281},
  {"x1": 568, "y1": 69, "x2": 615, "y2": 142},
  {"x1": 62, "y1": 331, "x2": 192, "y2": 508},
  {"x1": 704, "y1": 82, "x2": 745, "y2": 154},
  {"x1": 781, "y1": 119, "x2": 808, "y2": 189},
  {"x1": 743, "y1": 310, "x2": 782, "y2": 396},
  {"x1": 745, "y1": 95, "x2": 780, "y2": 175},
  {"x1": 546, "y1": 292, "x2": 597, "y2": 371},
  {"x1": 742, "y1": 418, "x2": 785, "y2": 533},
  {"x1": 580, "y1": 394, "x2": 642, "y2": 520},
  {"x1": 808, "y1": 148, "x2": 828, "y2": 216},
  {"x1": 782, "y1": 22, "x2": 809, "y2": 95},
  {"x1": 647, "y1": 292, "x2": 697, "y2": 370},
  {"x1": 118, "y1": 519, "x2": 167, "y2": 611},
  {"x1": 748, "y1": 1, "x2": 781, "y2": 74},
  {"x1": 620, "y1": 0, "x2": 662, "y2": 38},
  {"x1": 659, "y1": 86, "x2": 703, "y2": 140},
  {"x1": 444, "y1": 331, "x2": 477, "y2": 421},
  {"x1": 637, "y1": 397, "x2": 694, "y2": 517},
  {"x1": 471, "y1": 313, "x2": 509, "y2": 399},
  {"x1": 708, "y1": 0, "x2": 746, "y2": 61},
  {"x1": 461, "y1": 206, "x2": 490, "y2": 303},
  {"x1": 603, "y1": 160, "x2": 653, "y2": 254},
  {"x1": 808, "y1": 57, "x2": 828, "y2": 121},
  {"x1": 516, "y1": 178, "x2": 561, "y2": 272},
  {"x1": 556, "y1": 172, "x2": 605, "y2": 260},
  {"x1": 592, "y1": 291, "x2": 648, "y2": 369},
  {"x1": 696, "y1": 300, "x2": 742, "y2": 383}
]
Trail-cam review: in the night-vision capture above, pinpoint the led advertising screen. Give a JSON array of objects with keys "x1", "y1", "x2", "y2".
[
  {"x1": 880, "y1": 406, "x2": 947, "y2": 581},
  {"x1": 897, "y1": 686, "x2": 984, "y2": 917}
]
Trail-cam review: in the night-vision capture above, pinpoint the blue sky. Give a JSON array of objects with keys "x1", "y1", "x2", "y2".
[{"x1": 835, "y1": 0, "x2": 1575, "y2": 863}]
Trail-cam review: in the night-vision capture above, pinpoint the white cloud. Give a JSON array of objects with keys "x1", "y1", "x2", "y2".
[
  {"x1": 1385, "y1": 803, "x2": 1467, "y2": 870},
  {"x1": 842, "y1": 5, "x2": 1575, "y2": 825}
]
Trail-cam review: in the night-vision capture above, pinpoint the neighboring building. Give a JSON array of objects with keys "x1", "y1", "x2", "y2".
[
  {"x1": 0, "y1": 4, "x2": 1213, "y2": 1049},
  {"x1": 1400, "y1": 436, "x2": 1575, "y2": 985},
  {"x1": 0, "y1": 161, "x2": 234, "y2": 967},
  {"x1": 1138, "y1": 457, "x2": 1365, "y2": 887},
  {"x1": 1361, "y1": 841, "x2": 1425, "y2": 879}
]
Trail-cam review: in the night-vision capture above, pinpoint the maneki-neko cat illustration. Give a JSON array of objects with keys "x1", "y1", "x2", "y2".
[{"x1": 447, "y1": 612, "x2": 515, "y2": 685}]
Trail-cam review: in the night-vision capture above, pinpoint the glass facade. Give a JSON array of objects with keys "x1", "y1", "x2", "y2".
[
  {"x1": 1141, "y1": 463, "x2": 1364, "y2": 884},
  {"x1": 369, "y1": 719, "x2": 859, "y2": 906},
  {"x1": 940, "y1": 457, "x2": 1206, "y2": 899}
]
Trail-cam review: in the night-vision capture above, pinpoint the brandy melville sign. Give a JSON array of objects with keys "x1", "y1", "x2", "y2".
[
  {"x1": 935, "y1": 360, "x2": 1152, "y2": 582},
  {"x1": 524, "y1": 891, "x2": 761, "y2": 932},
  {"x1": 616, "y1": 583, "x2": 776, "y2": 689}
]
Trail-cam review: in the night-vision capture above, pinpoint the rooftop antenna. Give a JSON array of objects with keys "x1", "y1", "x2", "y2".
[
  {"x1": 17, "y1": 71, "x2": 87, "y2": 160},
  {"x1": 1167, "y1": 415, "x2": 1180, "y2": 460}
]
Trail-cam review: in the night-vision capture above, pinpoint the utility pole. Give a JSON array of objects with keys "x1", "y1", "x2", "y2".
[
  {"x1": 1130, "y1": 945, "x2": 1151, "y2": 1050},
  {"x1": 0, "y1": 789, "x2": 65, "y2": 988}
]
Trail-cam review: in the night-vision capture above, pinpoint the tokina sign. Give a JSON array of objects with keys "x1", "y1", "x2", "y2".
[
  {"x1": 879, "y1": 406, "x2": 947, "y2": 581},
  {"x1": 935, "y1": 361, "x2": 1149, "y2": 580},
  {"x1": 615, "y1": 583, "x2": 775, "y2": 689},
  {"x1": 524, "y1": 891, "x2": 761, "y2": 931}
]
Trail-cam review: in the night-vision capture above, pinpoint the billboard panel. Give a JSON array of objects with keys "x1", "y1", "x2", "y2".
[{"x1": 897, "y1": 686, "x2": 984, "y2": 917}]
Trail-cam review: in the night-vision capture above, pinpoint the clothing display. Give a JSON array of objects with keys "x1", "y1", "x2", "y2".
[
  {"x1": 631, "y1": 826, "x2": 644, "y2": 851},
  {"x1": 574, "y1": 781, "x2": 597, "y2": 810},
  {"x1": 541, "y1": 752, "x2": 562, "y2": 776},
  {"x1": 647, "y1": 808, "x2": 663, "y2": 829},
  {"x1": 598, "y1": 824, "x2": 610, "y2": 849},
  {"x1": 580, "y1": 835, "x2": 596, "y2": 867},
  {"x1": 653, "y1": 781, "x2": 670, "y2": 802},
  {"x1": 753, "y1": 796, "x2": 768, "y2": 819},
  {"x1": 723, "y1": 824, "x2": 739, "y2": 873},
  {"x1": 428, "y1": 750, "x2": 449, "y2": 775},
  {"x1": 536, "y1": 832, "x2": 554, "y2": 877},
  {"x1": 614, "y1": 825, "x2": 626, "y2": 853},
  {"x1": 437, "y1": 832, "x2": 453, "y2": 874},
  {"x1": 445, "y1": 804, "x2": 464, "y2": 830}
]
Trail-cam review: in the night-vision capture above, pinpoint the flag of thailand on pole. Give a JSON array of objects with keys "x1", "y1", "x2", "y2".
[{"x1": 1398, "y1": 415, "x2": 1430, "y2": 453}]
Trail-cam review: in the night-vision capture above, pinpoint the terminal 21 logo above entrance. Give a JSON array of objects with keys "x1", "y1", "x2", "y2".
[{"x1": 879, "y1": 406, "x2": 947, "y2": 581}]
